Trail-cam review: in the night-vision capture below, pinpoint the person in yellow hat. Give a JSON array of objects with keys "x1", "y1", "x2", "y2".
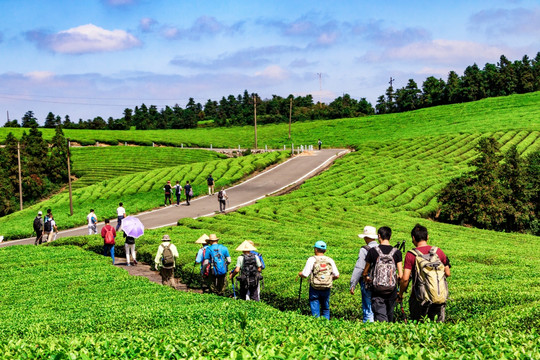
[
  {"x1": 154, "y1": 234, "x2": 179, "y2": 288},
  {"x1": 230, "y1": 240, "x2": 262, "y2": 301}
]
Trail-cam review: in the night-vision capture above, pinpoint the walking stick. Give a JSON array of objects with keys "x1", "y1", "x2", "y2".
[
  {"x1": 297, "y1": 277, "x2": 303, "y2": 309},
  {"x1": 232, "y1": 278, "x2": 237, "y2": 300}
]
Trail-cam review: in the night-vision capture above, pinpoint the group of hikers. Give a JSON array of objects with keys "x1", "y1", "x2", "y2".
[
  {"x1": 163, "y1": 175, "x2": 229, "y2": 212},
  {"x1": 153, "y1": 223, "x2": 450, "y2": 322},
  {"x1": 32, "y1": 209, "x2": 58, "y2": 245},
  {"x1": 154, "y1": 233, "x2": 265, "y2": 301}
]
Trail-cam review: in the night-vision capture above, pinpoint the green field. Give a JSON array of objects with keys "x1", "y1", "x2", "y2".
[
  {"x1": 1, "y1": 93, "x2": 539, "y2": 358},
  {"x1": 0, "y1": 151, "x2": 288, "y2": 240},
  {"x1": 1, "y1": 92, "x2": 539, "y2": 148},
  {"x1": 70, "y1": 147, "x2": 226, "y2": 189}
]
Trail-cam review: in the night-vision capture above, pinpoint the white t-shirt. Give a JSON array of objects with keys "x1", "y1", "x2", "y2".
[
  {"x1": 117, "y1": 207, "x2": 126, "y2": 217},
  {"x1": 50, "y1": 220, "x2": 56, "y2": 231},
  {"x1": 87, "y1": 212, "x2": 96, "y2": 226}
]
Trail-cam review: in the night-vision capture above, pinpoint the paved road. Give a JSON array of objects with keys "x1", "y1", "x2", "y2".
[{"x1": 1, "y1": 149, "x2": 348, "y2": 248}]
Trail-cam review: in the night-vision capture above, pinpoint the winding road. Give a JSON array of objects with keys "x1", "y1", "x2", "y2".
[{"x1": 1, "y1": 149, "x2": 349, "y2": 248}]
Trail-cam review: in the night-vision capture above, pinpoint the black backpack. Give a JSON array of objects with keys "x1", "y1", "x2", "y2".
[
  {"x1": 218, "y1": 190, "x2": 224, "y2": 200},
  {"x1": 239, "y1": 253, "x2": 260, "y2": 287},
  {"x1": 33, "y1": 217, "x2": 42, "y2": 233},
  {"x1": 161, "y1": 243, "x2": 175, "y2": 269},
  {"x1": 44, "y1": 218, "x2": 52, "y2": 232}
]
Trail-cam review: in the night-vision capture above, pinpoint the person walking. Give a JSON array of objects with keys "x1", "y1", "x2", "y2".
[
  {"x1": 164, "y1": 180, "x2": 172, "y2": 206},
  {"x1": 298, "y1": 240, "x2": 339, "y2": 320},
  {"x1": 217, "y1": 187, "x2": 228, "y2": 212},
  {"x1": 248, "y1": 240, "x2": 265, "y2": 300},
  {"x1": 230, "y1": 240, "x2": 263, "y2": 301},
  {"x1": 207, "y1": 174, "x2": 215, "y2": 195},
  {"x1": 154, "y1": 234, "x2": 179, "y2": 288},
  {"x1": 184, "y1": 181, "x2": 192, "y2": 205},
  {"x1": 399, "y1": 224, "x2": 451, "y2": 322},
  {"x1": 46, "y1": 216, "x2": 58, "y2": 243},
  {"x1": 362, "y1": 226, "x2": 403, "y2": 322},
  {"x1": 174, "y1": 181, "x2": 182, "y2": 206},
  {"x1": 33, "y1": 211, "x2": 44, "y2": 245},
  {"x1": 203, "y1": 234, "x2": 231, "y2": 296},
  {"x1": 350, "y1": 225, "x2": 379, "y2": 322},
  {"x1": 124, "y1": 231, "x2": 137, "y2": 266},
  {"x1": 116, "y1": 202, "x2": 126, "y2": 231},
  {"x1": 318, "y1": 139, "x2": 322, "y2": 150},
  {"x1": 87, "y1": 209, "x2": 98, "y2": 235},
  {"x1": 101, "y1": 219, "x2": 116, "y2": 265},
  {"x1": 42, "y1": 209, "x2": 53, "y2": 243}
]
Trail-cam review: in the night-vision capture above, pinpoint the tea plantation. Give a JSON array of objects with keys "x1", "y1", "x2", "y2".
[{"x1": 1, "y1": 92, "x2": 539, "y2": 358}]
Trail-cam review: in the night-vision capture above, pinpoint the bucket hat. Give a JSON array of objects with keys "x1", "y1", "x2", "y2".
[
  {"x1": 236, "y1": 240, "x2": 257, "y2": 252},
  {"x1": 358, "y1": 226, "x2": 377, "y2": 240},
  {"x1": 208, "y1": 234, "x2": 219, "y2": 242},
  {"x1": 161, "y1": 234, "x2": 171, "y2": 242},
  {"x1": 195, "y1": 234, "x2": 210, "y2": 244},
  {"x1": 313, "y1": 240, "x2": 327, "y2": 250}
]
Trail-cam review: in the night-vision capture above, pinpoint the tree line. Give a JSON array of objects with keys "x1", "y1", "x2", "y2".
[
  {"x1": 437, "y1": 137, "x2": 539, "y2": 235},
  {"x1": 3, "y1": 52, "x2": 540, "y2": 129},
  {"x1": 0, "y1": 126, "x2": 70, "y2": 216}
]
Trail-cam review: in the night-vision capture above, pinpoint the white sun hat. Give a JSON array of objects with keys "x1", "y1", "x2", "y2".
[
  {"x1": 195, "y1": 234, "x2": 210, "y2": 244},
  {"x1": 235, "y1": 240, "x2": 257, "y2": 252},
  {"x1": 358, "y1": 226, "x2": 377, "y2": 240}
]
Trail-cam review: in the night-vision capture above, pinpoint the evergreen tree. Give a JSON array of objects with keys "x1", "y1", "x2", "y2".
[
  {"x1": 44, "y1": 112, "x2": 56, "y2": 128},
  {"x1": 21, "y1": 111, "x2": 38, "y2": 128}
]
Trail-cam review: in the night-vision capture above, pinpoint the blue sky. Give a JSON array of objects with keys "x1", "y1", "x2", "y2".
[{"x1": 1, "y1": 0, "x2": 539, "y2": 123}]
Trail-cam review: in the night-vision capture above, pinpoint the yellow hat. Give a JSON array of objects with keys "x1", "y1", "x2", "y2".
[
  {"x1": 235, "y1": 240, "x2": 257, "y2": 252},
  {"x1": 195, "y1": 234, "x2": 210, "y2": 244}
]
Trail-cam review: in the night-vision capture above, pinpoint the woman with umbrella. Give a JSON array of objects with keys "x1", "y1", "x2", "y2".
[{"x1": 121, "y1": 216, "x2": 145, "y2": 266}]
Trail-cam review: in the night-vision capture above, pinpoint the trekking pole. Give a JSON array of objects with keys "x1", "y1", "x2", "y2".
[
  {"x1": 297, "y1": 277, "x2": 303, "y2": 310},
  {"x1": 232, "y1": 279, "x2": 237, "y2": 300}
]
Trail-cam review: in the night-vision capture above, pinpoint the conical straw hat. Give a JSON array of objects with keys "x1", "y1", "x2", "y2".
[
  {"x1": 235, "y1": 240, "x2": 257, "y2": 252},
  {"x1": 195, "y1": 234, "x2": 210, "y2": 244}
]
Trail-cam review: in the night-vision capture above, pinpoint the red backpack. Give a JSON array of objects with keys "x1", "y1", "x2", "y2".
[{"x1": 104, "y1": 227, "x2": 115, "y2": 245}]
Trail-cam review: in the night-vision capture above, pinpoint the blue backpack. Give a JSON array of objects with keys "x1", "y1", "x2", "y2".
[
  {"x1": 252, "y1": 251, "x2": 265, "y2": 270},
  {"x1": 208, "y1": 245, "x2": 228, "y2": 276}
]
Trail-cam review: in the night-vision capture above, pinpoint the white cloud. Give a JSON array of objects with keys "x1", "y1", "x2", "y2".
[
  {"x1": 361, "y1": 39, "x2": 506, "y2": 64},
  {"x1": 25, "y1": 71, "x2": 55, "y2": 81},
  {"x1": 255, "y1": 65, "x2": 289, "y2": 81},
  {"x1": 27, "y1": 24, "x2": 141, "y2": 54}
]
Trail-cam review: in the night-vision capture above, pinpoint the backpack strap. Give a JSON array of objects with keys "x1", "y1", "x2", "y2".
[
  {"x1": 375, "y1": 246, "x2": 383, "y2": 256},
  {"x1": 388, "y1": 247, "x2": 397, "y2": 257}
]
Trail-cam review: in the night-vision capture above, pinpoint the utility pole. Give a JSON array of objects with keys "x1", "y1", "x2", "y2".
[
  {"x1": 17, "y1": 142, "x2": 23, "y2": 211},
  {"x1": 253, "y1": 94, "x2": 258, "y2": 149},
  {"x1": 67, "y1": 138, "x2": 73, "y2": 216},
  {"x1": 288, "y1": 96, "x2": 292, "y2": 139}
]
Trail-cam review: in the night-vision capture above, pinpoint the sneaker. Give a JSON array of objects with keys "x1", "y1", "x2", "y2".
[
  {"x1": 133, "y1": 260, "x2": 138, "y2": 265},
  {"x1": 127, "y1": 263, "x2": 131, "y2": 266}
]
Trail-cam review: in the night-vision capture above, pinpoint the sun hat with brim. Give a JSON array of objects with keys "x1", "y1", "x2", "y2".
[
  {"x1": 208, "y1": 234, "x2": 219, "y2": 242},
  {"x1": 313, "y1": 240, "x2": 327, "y2": 250},
  {"x1": 161, "y1": 234, "x2": 171, "y2": 242},
  {"x1": 195, "y1": 234, "x2": 210, "y2": 244},
  {"x1": 236, "y1": 240, "x2": 257, "y2": 252},
  {"x1": 358, "y1": 226, "x2": 377, "y2": 239}
]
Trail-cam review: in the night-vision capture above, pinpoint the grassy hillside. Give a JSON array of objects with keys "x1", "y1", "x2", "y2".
[
  {"x1": 1, "y1": 92, "x2": 539, "y2": 148},
  {"x1": 70, "y1": 147, "x2": 226, "y2": 189},
  {"x1": 0, "y1": 151, "x2": 288, "y2": 240}
]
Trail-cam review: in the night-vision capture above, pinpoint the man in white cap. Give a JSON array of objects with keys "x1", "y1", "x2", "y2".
[
  {"x1": 230, "y1": 240, "x2": 262, "y2": 301},
  {"x1": 33, "y1": 211, "x2": 44, "y2": 245},
  {"x1": 350, "y1": 225, "x2": 379, "y2": 322},
  {"x1": 154, "y1": 234, "x2": 179, "y2": 288}
]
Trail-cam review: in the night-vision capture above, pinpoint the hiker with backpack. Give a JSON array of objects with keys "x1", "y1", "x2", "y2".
[
  {"x1": 46, "y1": 215, "x2": 58, "y2": 243},
  {"x1": 101, "y1": 219, "x2": 117, "y2": 265},
  {"x1": 174, "y1": 181, "x2": 182, "y2": 206},
  {"x1": 154, "y1": 234, "x2": 179, "y2": 288},
  {"x1": 33, "y1": 211, "x2": 44, "y2": 245},
  {"x1": 247, "y1": 240, "x2": 265, "y2": 300},
  {"x1": 42, "y1": 209, "x2": 53, "y2": 243},
  {"x1": 207, "y1": 174, "x2": 215, "y2": 195},
  {"x1": 217, "y1": 187, "x2": 228, "y2": 212},
  {"x1": 362, "y1": 226, "x2": 403, "y2": 322},
  {"x1": 184, "y1": 181, "x2": 193, "y2": 205},
  {"x1": 203, "y1": 234, "x2": 231, "y2": 296},
  {"x1": 350, "y1": 225, "x2": 379, "y2": 322},
  {"x1": 298, "y1": 240, "x2": 339, "y2": 320},
  {"x1": 230, "y1": 241, "x2": 263, "y2": 301},
  {"x1": 87, "y1": 209, "x2": 98, "y2": 235},
  {"x1": 398, "y1": 224, "x2": 451, "y2": 322},
  {"x1": 194, "y1": 234, "x2": 210, "y2": 290}
]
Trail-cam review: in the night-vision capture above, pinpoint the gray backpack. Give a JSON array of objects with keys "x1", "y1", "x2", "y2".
[
  {"x1": 371, "y1": 247, "x2": 398, "y2": 294},
  {"x1": 310, "y1": 256, "x2": 333, "y2": 290},
  {"x1": 161, "y1": 243, "x2": 175, "y2": 269}
]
